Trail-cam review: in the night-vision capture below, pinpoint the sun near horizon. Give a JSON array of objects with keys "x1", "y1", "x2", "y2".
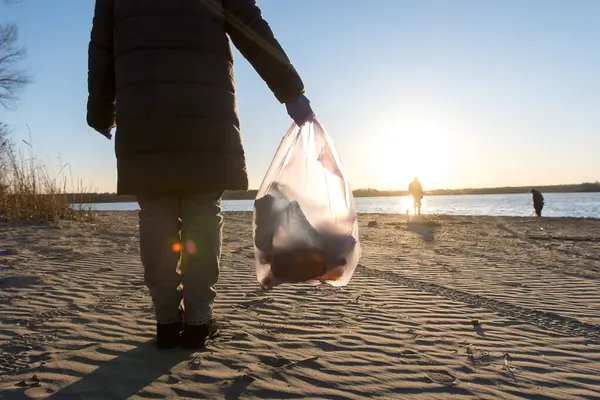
[{"x1": 365, "y1": 114, "x2": 455, "y2": 192}]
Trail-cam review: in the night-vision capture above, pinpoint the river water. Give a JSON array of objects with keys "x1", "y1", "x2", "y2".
[{"x1": 82, "y1": 193, "x2": 600, "y2": 218}]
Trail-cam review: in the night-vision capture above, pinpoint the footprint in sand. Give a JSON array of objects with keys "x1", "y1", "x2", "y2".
[
  {"x1": 237, "y1": 297, "x2": 274, "y2": 309},
  {"x1": 224, "y1": 374, "x2": 257, "y2": 400},
  {"x1": 424, "y1": 371, "x2": 458, "y2": 386}
]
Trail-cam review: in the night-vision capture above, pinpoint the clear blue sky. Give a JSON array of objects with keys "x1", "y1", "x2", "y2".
[{"x1": 1, "y1": 0, "x2": 599, "y2": 192}]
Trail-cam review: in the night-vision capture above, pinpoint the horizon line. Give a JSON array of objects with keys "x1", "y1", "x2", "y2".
[{"x1": 83, "y1": 181, "x2": 599, "y2": 195}]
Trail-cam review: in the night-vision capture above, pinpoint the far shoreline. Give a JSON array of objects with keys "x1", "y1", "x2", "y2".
[{"x1": 73, "y1": 182, "x2": 600, "y2": 204}]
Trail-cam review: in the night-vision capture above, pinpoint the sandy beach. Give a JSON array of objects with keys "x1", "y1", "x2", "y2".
[{"x1": 1, "y1": 212, "x2": 600, "y2": 399}]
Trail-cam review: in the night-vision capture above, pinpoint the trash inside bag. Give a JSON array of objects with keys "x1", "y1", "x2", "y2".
[{"x1": 253, "y1": 119, "x2": 360, "y2": 289}]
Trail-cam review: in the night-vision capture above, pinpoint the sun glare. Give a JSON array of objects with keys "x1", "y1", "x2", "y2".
[{"x1": 374, "y1": 118, "x2": 454, "y2": 191}]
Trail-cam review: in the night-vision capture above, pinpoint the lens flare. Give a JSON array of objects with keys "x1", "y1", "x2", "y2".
[{"x1": 186, "y1": 240, "x2": 197, "y2": 255}]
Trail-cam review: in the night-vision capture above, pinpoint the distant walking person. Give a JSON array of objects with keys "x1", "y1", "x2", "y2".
[
  {"x1": 409, "y1": 177, "x2": 424, "y2": 215},
  {"x1": 531, "y1": 189, "x2": 544, "y2": 217}
]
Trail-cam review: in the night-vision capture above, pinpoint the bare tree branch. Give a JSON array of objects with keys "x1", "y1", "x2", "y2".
[
  {"x1": 1, "y1": 0, "x2": 29, "y2": 165},
  {"x1": 0, "y1": 22, "x2": 30, "y2": 110}
]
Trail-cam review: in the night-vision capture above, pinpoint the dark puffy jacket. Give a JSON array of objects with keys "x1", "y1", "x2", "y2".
[{"x1": 87, "y1": 0, "x2": 304, "y2": 195}]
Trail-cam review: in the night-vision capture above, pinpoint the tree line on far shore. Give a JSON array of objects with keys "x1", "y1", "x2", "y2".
[{"x1": 67, "y1": 182, "x2": 600, "y2": 204}]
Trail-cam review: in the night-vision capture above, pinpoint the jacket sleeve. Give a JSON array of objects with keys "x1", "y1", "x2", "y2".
[
  {"x1": 87, "y1": 0, "x2": 116, "y2": 131},
  {"x1": 222, "y1": 0, "x2": 304, "y2": 104}
]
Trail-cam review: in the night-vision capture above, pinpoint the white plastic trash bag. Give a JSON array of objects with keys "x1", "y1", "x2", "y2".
[{"x1": 253, "y1": 118, "x2": 360, "y2": 289}]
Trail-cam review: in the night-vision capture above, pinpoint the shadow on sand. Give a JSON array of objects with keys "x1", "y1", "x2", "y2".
[
  {"x1": 39, "y1": 341, "x2": 191, "y2": 399},
  {"x1": 407, "y1": 216, "x2": 440, "y2": 242}
]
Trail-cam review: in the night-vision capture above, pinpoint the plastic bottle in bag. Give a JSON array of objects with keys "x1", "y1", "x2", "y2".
[{"x1": 253, "y1": 118, "x2": 360, "y2": 289}]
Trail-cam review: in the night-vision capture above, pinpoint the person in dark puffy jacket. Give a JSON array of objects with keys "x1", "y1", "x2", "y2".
[{"x1": 87, "y1": 0, "x2": 314, "y2": 349}]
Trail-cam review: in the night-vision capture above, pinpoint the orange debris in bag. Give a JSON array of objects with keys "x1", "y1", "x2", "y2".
[
  {"x1": 270, "y1": 249, "x2": 327, "y2": 282},
  {"x1": 321, "y1": 268, "x2": 345, "y2": 281}
]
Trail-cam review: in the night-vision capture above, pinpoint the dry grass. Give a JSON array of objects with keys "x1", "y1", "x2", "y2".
[{"x1": 0, "y1": 139, "x2": 94, "y2": 222}]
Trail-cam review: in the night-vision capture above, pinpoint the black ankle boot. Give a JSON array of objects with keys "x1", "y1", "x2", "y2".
[
  {"x1": 181, "y1": 319, "x2": 219, "y2": 349},
  {"x1": 156, "y1": 321, "x2": 183, "y2": 349}
]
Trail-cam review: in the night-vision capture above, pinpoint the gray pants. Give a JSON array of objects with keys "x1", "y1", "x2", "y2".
[{"x1": 137, "y1": 193, "x2": 223, "y2": 326}]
